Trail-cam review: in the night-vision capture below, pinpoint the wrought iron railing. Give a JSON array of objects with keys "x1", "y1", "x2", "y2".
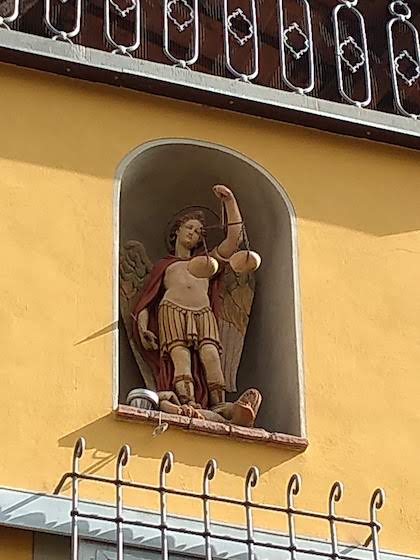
[
  {"x1": 0, "y1": 0, "x2": 420, "y2": 119},
  {"x1": 0, "y1": 0, "x2": 419, "y2": 120},
  {"x1": 54, "y1": 438, "x2": 386, "y2": 560}
]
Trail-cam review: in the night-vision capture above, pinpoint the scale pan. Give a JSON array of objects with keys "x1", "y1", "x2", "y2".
[{"x1": 229, "y1": 250, "x2": 261, "y2": 273}]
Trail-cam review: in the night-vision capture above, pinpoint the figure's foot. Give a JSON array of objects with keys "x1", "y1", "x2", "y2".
[
  {"x1": 209, "y1": 389, "x2": 262, "y2": 426},
  {"x1": 231, "y1": 401, "x2": 256, "y2": 427},
  {"x1": 231, "y1": 389, "x2": 262, "y2": 427}
]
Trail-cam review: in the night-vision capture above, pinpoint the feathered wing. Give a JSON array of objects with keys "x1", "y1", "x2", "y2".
[
  {"x1": 119, "y1": 240, "x2": 156, "y2": 391},
  {"x1": 218, "y1": 268, "x2": 256, "y2": 392}
]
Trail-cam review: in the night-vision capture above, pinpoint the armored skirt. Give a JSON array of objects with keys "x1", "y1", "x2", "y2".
[{"x1": 158, "y1": 300, "x2": 222, "y2": 355}]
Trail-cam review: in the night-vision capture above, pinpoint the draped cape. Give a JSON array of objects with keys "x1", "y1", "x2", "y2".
[{"x1": 132, "y1": 256, "x2": 223, "y2": 408}]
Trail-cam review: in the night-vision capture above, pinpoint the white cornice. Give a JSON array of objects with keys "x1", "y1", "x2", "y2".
[{"x1": 0, "y1": 29, "x2": 419, "y2": 151}]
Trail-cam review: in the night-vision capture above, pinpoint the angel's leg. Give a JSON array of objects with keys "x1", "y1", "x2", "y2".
[
  {"x1": 198, "y1": 343, "x2": 226, "y2": 409},
  {"x1": 170, "y1": 345, "x2": 199, "y2": 408}
]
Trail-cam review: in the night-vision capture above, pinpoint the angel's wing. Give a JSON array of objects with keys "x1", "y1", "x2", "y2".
[
  {"x1": 119, "y1": 240, "x2": 156, "y2": 391},
  {"x1": 218, "y1": 268, "x2": 256, "y2": 392}
]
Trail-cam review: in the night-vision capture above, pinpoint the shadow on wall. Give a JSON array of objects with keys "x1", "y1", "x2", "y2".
[
  {"x1": 117, "y1": 140, "x2": 304, "y2": 437},
  {"x1": 2, "y1": 66, "x2": 420, "y2": 236},
  {"x1": 57, "y1": 415, "x2": 302, "y2": 480}
]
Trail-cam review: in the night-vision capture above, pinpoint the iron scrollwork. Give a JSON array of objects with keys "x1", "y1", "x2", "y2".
[
  {"x1": 0, "y1": 0, "x2": 19, "y2": 29},
  {"x1": 223, "y1": 0, "x2": 259, "y2": 81},
  {"x1": 104, "y1": 0, "x2": 141, "y2": 56},
  {"x1": 333, "y1": 0, "x2": 372, "y2": 107},
  {"x1": 387, "y1": 0, "x2": 420, "y2": 119},
  {"x1": 44, "y1": 0, "x2": 82, "y2": 42},
  {"x1": 163, "y1": 0, "x2": 199, "y2": 67},
  {"x1": 278, "y1": 0, "x2": 315, "y2": 94}
]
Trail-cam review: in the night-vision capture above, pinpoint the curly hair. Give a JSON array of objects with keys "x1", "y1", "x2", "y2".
[{"x1": 168, "y1": 211, "x2": 206, "y2": 254}]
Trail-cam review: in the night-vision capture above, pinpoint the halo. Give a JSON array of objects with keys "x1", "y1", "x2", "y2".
[{"x1": 165, "y1": 205, "x2": 223, "y2": 253}]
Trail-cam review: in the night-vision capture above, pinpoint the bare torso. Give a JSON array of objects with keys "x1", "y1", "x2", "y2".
[{"x1": 162, "y1": 261, "x2": 210, "y2": 310}]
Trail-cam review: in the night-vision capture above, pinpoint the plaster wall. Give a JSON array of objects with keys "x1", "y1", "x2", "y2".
[{"x1": 0, "y1": 64, "x2": 420, "y2": 554}]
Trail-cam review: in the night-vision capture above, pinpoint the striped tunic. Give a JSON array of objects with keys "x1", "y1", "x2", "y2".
[{"x1": 158, "y1": 300, "x2": 222, "y2": 355}]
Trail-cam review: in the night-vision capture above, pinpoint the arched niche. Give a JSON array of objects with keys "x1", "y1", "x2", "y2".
[{"x1": 114, "y1": 139, "x2": 305, "y2": 438}]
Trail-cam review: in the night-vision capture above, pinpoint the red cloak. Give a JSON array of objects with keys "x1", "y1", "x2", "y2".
[{"x1": 132, "y1": 256, "x2": 223, "y2": 408}]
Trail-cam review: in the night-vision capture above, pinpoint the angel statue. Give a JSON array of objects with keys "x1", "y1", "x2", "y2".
[{"x1": 120, "y1": 185, "x2": 262, "y2": 427}]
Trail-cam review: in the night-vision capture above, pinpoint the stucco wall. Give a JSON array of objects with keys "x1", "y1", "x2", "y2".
[{"x1": 0, "y1": 63, "x2": 420, "y2": 554}]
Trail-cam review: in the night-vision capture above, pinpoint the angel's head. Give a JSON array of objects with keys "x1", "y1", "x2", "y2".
[{"x1": 169, "y1": 211, "x2": 206, "y2": 254}]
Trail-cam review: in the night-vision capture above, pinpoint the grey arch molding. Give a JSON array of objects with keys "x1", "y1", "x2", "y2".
[{"x1": 113, "y1": 139, "x2": 306, "y2": 438}]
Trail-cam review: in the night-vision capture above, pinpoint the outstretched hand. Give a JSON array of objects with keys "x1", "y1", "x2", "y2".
[{"x1": 213, "y1": 184, "x2": 234, "y2": 201}]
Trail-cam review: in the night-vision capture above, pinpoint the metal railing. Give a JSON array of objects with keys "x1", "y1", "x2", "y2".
[
  {"x1": 55, "y1": 438, "x2": 386, "y2": 560},
  {"x1": 0, "y1": 0, "x2": 419, "y2": 120}
]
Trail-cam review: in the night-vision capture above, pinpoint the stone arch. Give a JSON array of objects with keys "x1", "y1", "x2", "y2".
[{"x1": 113, "y1": 139, "x2": 306, "y2": 437}]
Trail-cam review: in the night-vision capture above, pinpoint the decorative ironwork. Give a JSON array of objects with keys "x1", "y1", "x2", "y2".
[
  {"x1": 286, "y1": 473, "x2": 301, "y2": 560},
  {"x1": 394, "y1": 49, "x2": 420, "y2": 86},
  {"x1": 333, "y1": 0, "x2": 372, "y2": 108},
  {"x1": 244, "y1": 466, "x2": 259, "y2": 560},
  {"x1": 109, "y1": 0, "x2": 137, "y2": 18},
  {"x1": 116, "y1": 444, "x2": 130, "y2": 559},
  {"x1": 0, "y1": 0, "x2": 418, "y2": 123},
  {"x1": 44, "y1": 0, "x2": 82, "y2": 42},
  {"x1": 70, "y1": 437, "x2": 84, "y2": 560},
  {"x1": 159, "y1": 451, "x2": 173, "y2": 560},
  {"x1": 163, "y1": 0, "x2": 199, "y2": 67},
  {"x1": 167, "y1": 0, "x2": 194, "y2": 32},
  {"x1": 284, "y1": 22, "x2": 310, "y2": 60},
  {"x1": 278, "y1": 0, "x2": 315, "y2": 94},
  {"x1": 339, "y1": 35, "x2": 365, "y2": 73},
  {"x1": 328, "y1": 481, "x2": 343, "y2": 559},
  {"x1": 104, "y1": 0, "x2": 140, "y2": 55},
  {"x1": 61, "y1": 438, "x2": 386, "y2": 560},
  {"x1": 203, "y1": 459, "x2": 217, "y2": 560},
  {"x1": 227, "y1": 8, "x2": 253, "y2": 46},
  {"x1": 223, "y1": 1, "x2": 259, "y2": 81},
  {"x1": 387, "y1": 0, "x2": 420, "y2": 118},
  {"x1": 0, "y1": 0, "x2": 19, "y2": 30}
]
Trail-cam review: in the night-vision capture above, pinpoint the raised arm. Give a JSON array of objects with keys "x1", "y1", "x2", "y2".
[{"x1": 212, "y1": 185, "x2": 243, "y2": 260}]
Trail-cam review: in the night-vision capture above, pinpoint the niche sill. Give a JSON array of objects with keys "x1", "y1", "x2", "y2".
[{"x1": 115, "y1": 405, "x2": 308, "y2": 450}]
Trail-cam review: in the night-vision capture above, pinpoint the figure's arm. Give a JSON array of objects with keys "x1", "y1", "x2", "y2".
[
  {"x1": 212, "y1": 185, "x2": 242, "y2": 260},
  {"x1": 137, "y1": 308, "x2": 158, "y2": 350}
]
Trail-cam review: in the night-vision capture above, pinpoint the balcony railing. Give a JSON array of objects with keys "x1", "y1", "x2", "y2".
[
  {"x1": 54, "y1": 438, "x2": 386, "y2": 560},
  {"x1": 0, "y1": 0, "x2": 419, "y2": 132}
]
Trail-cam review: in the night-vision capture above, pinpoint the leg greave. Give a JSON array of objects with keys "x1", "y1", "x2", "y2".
[{"x1": 174, "y1": 374, "x2": 197, "y2": 406}]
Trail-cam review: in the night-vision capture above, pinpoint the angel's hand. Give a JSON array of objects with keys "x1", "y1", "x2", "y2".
[
  {"x1": 213, "y1": 184, "x2": 234, "y2": 201},
  {"x1": 139, "y1": 329, "x2": 158, "y2": 351}
]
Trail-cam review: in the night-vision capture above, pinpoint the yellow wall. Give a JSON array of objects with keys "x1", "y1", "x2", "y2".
[
  {"x1": 0, "y1": 63, "x2": 420, "y2": 554},
  {"x1": 0, "y1": 528, "x2": 32, "y2": 560}
]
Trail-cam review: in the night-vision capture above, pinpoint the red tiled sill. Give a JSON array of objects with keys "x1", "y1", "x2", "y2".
[{"x1": 115, "y1": 405, "x2": 308, "y2": 450}]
